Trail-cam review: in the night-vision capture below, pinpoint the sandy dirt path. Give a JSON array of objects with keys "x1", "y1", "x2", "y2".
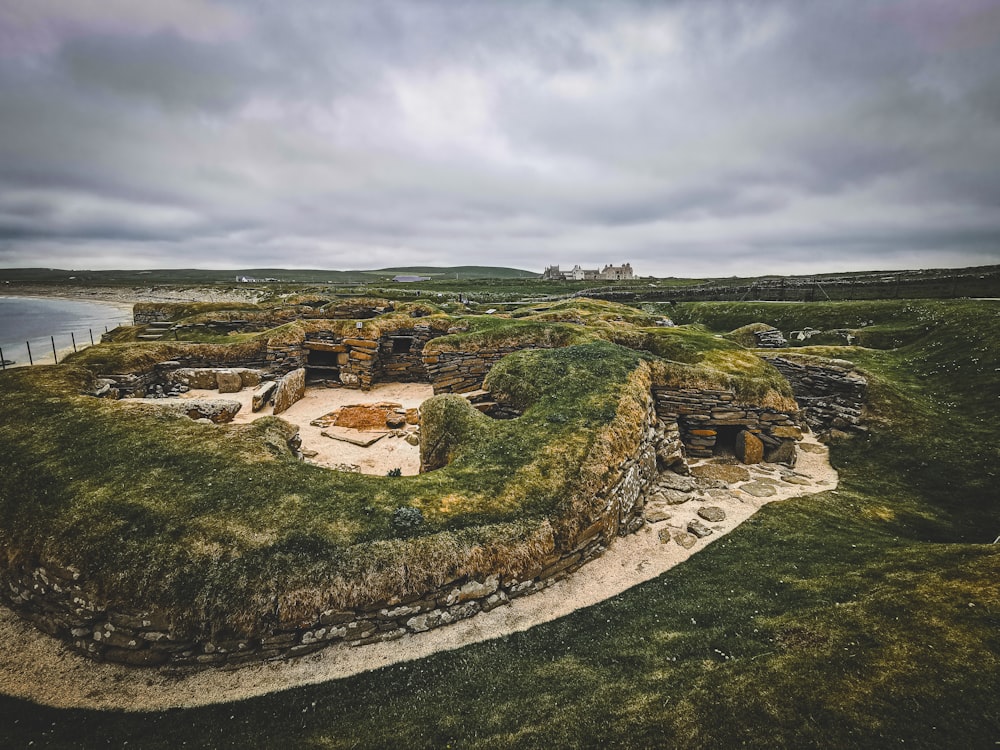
[{"x1": 0, "y1": 428, "x2": 837, "y2": 712}]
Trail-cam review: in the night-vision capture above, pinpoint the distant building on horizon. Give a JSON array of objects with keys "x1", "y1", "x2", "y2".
[
  {"x1": 392, "y1": 274, "x2": 432, "y2": 283},
  {"x1": 542, "y1": 263, "x2": 634, "y2": 281}
]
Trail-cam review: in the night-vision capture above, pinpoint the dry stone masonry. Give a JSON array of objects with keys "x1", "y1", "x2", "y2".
[
  {"x1": 2, "y1": 390, "x2": 676, "y2": 668},
  {"x1": 653, "y1": 387, "x2": 801, "y2": 463},
  {"x1": 762, "y1": 356, "x2": 867, "y2": 433}
]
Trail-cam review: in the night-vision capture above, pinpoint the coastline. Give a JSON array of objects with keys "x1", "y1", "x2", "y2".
[
  {"x1": 0, "y1": 283, "x2": 259, "y2": 307},
  {"x1": 0, "y1": 439, "x2": 837, "y2": 712}
]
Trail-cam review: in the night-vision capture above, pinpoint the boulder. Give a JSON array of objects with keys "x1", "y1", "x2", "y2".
[
  {"x1": 236, "y1": 369, "x2": 263, "y2": 388},
  {"x1": 252, "y1": 381, "x2": 277, "y2": 412},
  {"x1": 170, "y1": 368, "x2": 218, "y2": 390},
  {"x1": 735, "y1": 430, "x2": 764, "y2": 465},
  {"x1": 216, "y1": 369, "x2": 243, "y2": 393},
  {"x1": 764, "y1": 439, "x2": 797, "y2": 467},
  {"x1": 273, "y1": 368, "x2": 306, "y2": 414},
  {"x1": 183, "y1": 399, "x2": 242, "y2": 424}
]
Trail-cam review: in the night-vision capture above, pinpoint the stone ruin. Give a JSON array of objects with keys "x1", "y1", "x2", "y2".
[{"x1": 1, "y1": 304, "x2": 870, "y2": 668}]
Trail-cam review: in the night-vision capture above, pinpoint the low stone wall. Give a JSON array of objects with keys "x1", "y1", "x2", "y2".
[
  {"x1": 424, "y1": 346, "x2": 541, "y2": 395},
  {"x1": 762, "y1": 356, "x2": 867, "y2": 432},
  {"x1": 653, "y1": 387, "x2": 800, "y2": 460},
  {"x1": 1, "y1": 391, "x2": 675, "y2": 669}
]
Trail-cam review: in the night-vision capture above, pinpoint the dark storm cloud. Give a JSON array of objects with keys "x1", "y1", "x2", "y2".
[{"x1": 0, "y1": 0, "x2": 998, "y2": 275}]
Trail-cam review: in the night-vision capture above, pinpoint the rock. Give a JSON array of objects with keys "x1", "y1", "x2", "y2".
[
  {"x1": 170, "y1": 368, "x2": 219, "y2": 390},
  {"x1": 691, "y1": 464, "x2": 751, "y2": 483},
  {"x1": 687, "y1": 519, "x2": 713, "y2": 538},
  {"x1": 652, "y1": 489, "x2": 691, "y2": 505},
  {"x1": 673, "y1": 532, "x2": 698, "y2": 549},
  {"x1": 770, "y1": 426, "x2": 803, "y2": 440},
  {"x1": 184, "y1": 400, "x2": 242, "y2": 423},
  {"x1": 740, "y1": 481, "x2": 777, "y2": 498},
  {"x1": 646, "y1": 508, "x2": 672, "y2": 523},
  {"x1": 273, "y1": 368, "x2": 306, "y2": 414},
  {"x1": 764, "y1": 439, "x2": 797, "y2": 467},
  {"x1": 405, "y1": 408, "x2": 420, "y2": 425},
  {"x1": 735, "y1": 430, "x2": 764, "y2": 465},
  {"x1": 658, "y1": 527, "x2": 674, "y2": 543},
  {"x1": 799, "y1": 443, "x2": 825, "y2": 454},
  {"x1": 252, "y1": 381, "x2": 278, "y2": 411},
  {"x1": 404, "y1": 432, "x2": 420, "y2": 446},
  {"x1": 300, "y1": 449, "x2": 319, "y2": 458},
  {"x1": 386, "y1": 414, "x2": 406, "y2": 429},
  {"x1": 322, "y1": 428, "x2": 387, "y2": 447},
  {"x1": 236, "y1": 369, "x2": 263, "y2": 388},
  {"x1": 216, "y1": 369, "x2": 243, "y2": 393},
  {"x1": 658, "y1": 472, "x2": 696, "y2": 492},
  {"x1": 697, "y1": 506, "x2": 726, "y2": 523},
  {"x1": 781, "y1": 475, "x2": 811, "y2": 486}
]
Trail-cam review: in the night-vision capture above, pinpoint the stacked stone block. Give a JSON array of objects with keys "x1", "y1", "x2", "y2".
[
  {"x1": 653, "y1": 387, "x2": 800, "y2": 460},
  {"x1": 3, "y1": 392, "x2": 668, "y2": 668},
  {"x1": 762, "y1": 356, "x2": 867, "y2": 432}
]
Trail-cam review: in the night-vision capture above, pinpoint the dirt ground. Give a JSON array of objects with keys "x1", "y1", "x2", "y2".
[
  {"x1": 0, "y1": 428, "x2": 837, "y2": 711},
  {"x1": 189, "y1": 382, "x2": 433, "y2": 475}
]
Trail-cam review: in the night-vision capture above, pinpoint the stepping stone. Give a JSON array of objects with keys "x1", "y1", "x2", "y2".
[
  {"x1": 704, "y1": 488, "x2": 734, "y2": 500},
  {"x1": 651, "y1": 489, "x2": 691, "y2": 505},
  {"x1": 673, "y1": 532, "x2": 698, "y2": 549},
  {"x1": 658, "y1": 473, "x2": 696, "y2": 492},
  {"x1": 687, "y1": 519, "x2": 713, "y2": 538},
  {"x1": 321, "y1": 428, "x2": 388, "y2": 447},
  {"x1": 646, "y1": 509, "x2": 672, "y2": 523},
  {"x1": 781, "y1": 475, "x2": 812, "y2": 486},
  {"x1": 691, "y1": 464, "x2": 750, "y2": 483},
  {"x1": 697, "y1": 506, "x2": 726, "y2": 523},
  {"x1": 740, "y1": 481, "x2": 777, "y2": 498}
]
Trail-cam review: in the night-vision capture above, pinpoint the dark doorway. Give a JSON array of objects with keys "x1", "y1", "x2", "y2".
[
  {"x1": 391, "y1": 337, "x2": 414, "y2": 354},
  {"x1": 713, "y1": 425, "x2": 743, "y2": 458},
  {"x1": 306, "y1": 348, "x2": 340, "y2": 382}
]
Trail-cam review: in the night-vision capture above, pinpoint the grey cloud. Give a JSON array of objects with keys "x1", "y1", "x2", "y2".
[{"x1": 0, "y1": 0, "x2": 997, "y2": 275}]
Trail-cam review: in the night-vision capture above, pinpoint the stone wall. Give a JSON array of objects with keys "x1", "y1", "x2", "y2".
[
  {"x1": 424, "y1": 346, "x2": 541, "y2": 395},
  {"x1": 1, "y1": 392, "x2": 672, "y2": 669},
  {"x1": 653, "y1": 387, "x2": 800, "y2": 461},
  {"x1": 762, "y1": 356, "x2": 867, "y2": 433}
]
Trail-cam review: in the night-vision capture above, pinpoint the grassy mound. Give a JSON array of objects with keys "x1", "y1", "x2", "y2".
[
  {"x1": 0, "y1": 342, "x2": 655, "y2": 639},
  {"x1": 3, "y1": 299, "x2": 998, "y2": 747}
]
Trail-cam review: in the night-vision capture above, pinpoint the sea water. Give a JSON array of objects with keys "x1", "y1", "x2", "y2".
[{"x1": 0, "y1": 296, "x2": 132, "y2": 367}]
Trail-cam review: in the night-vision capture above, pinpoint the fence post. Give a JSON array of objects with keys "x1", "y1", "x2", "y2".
[
  {"x1": 89, "y1": 329, "x2": 94, "y2": 345},
  {"x1": 0, "y1": 346, "x2": 5, "y2": 370},
  {"x1": 71, "y1": 332, "x2": 77, "y2": 352},
  {"x1": 51, "y1": 335, "x2": 58, "y2": 364},
  {"x1": 26, "y1": 341, "x2": 33, "y2": 366}
]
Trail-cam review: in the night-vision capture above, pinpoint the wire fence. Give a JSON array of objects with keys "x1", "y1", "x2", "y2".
[{"x1": 0, "y1": 321, "x2": 130, "y2": 370}]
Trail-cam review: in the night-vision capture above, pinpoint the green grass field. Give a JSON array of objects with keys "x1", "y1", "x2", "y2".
[{"x1": 1, "y1": 299, "x2": 998, "y2": 748}]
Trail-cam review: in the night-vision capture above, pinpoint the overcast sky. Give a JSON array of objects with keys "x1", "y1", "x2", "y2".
[{"x1": 1, "y1": 0, "x2": 998, "y2": 276}]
